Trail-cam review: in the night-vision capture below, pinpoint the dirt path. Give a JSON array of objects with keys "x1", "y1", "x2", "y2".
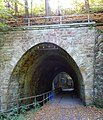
[{"x1": 25, "y1": 92, "x2": 103, "y2": 120}]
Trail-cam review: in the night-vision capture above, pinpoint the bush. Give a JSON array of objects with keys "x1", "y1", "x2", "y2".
[{"x1": 0, "y1": 23, "x2": 11, "y2": 31}]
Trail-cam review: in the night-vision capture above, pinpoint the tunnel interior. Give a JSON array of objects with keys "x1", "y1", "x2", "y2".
[
  {"x1": 8, "y1": 42, "x2": 85, "y2": 104},
  {"x1": 52, "y1": 72, "x2": 74, "y2": 91}
]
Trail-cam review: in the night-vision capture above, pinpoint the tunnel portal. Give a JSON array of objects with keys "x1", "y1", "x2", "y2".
[{"x1": 8, "y1": 42, "x2": 85, "y2": 104}]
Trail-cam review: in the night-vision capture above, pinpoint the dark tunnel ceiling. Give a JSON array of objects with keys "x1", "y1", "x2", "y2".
[
  {"x1": 37, "y1": 55, "x2": 78, "y2": 84},
  {"x1": 9, "y1": 42, "x2": 84, "y2": 101}
]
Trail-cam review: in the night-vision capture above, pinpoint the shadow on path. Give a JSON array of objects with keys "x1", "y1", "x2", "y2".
[{"x1": 52, "y1": 91, "x2": 83, "y2": 108}]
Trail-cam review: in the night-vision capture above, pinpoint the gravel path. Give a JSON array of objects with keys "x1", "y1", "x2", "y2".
[{"x1": 26, "y1": 92, "x2": 103, "y2": 120}]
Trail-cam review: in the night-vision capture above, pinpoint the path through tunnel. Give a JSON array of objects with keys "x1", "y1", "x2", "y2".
[{"x1": 8, "y1": 42, "x2": 85, "y2": 106}]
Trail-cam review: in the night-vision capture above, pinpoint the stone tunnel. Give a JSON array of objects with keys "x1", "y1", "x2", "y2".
[
  {"x1": 0, "y1": 25, "x2": 103, "y2": 109},
  {"x1": 8, "y1": 42, "x2": 85, "y2": 104}
]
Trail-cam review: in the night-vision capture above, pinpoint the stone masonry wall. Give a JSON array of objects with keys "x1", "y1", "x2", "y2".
[
  {"x1": 94, "y1": 29, "x2": 103, "y2": 107},
  {"x1": 0, "y1": 27, "x2": 96, "y2": 109}
]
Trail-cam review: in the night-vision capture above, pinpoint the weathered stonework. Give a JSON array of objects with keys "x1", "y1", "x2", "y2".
[
  {"x1": 94, "y1": 29, "x2": 103, "y2": 107},
  {"x1": 0, "y1": 26, "x2": 98, "y2": 110}
]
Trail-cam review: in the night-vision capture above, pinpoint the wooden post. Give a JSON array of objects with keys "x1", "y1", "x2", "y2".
[
  {"x1": 34, "y1": 97, "x2": 36, "y2": 109},
  {"x1": 17, "y1": 99, "x2": 19, "y2": 114},
  {"x1": 46, "y1": 94, "x2": 48, "y2": 102},
  {"x1": 48, "y1": 93, "x2": 49, "y2": 101},
  {"x1": 48, "y1": 92, "x2": 50, "y2": 101},
  {"x1": 43, "y1": 94, "x2": 45, "y2": 105}
]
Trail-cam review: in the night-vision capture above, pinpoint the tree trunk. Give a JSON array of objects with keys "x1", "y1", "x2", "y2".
[
  {"x1": 57, "y1": 0, "x2": 61, "y2": 15},
  {"x1": 15, "y1": 2, "x2": 18, "y2": 16},
  {"x1": 31, "y1": 0, "x2": 33, "y2": 17},
  {"x1": 7, "y1": 0, "x2": 10, "y2": 10},
  {"x1": 85, "y1": 0, "x2": 90, "y2": 12},
  {"x1": 25, "y1": 0, "x2": 29, "y2": 18},
  {"x1": 45, "y1": 0, "x2": 51, "y2": 16}
]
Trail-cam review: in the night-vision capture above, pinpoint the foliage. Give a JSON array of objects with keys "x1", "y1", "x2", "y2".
[
  {"x1": 0, "y1": 104, "x2": 25, "y2": 120},
  {"x1": 0, "y1": 0, "x2": 14, "y2": 18},
  {"x1": 89, "y1": 6, "x2": 103, "y2": 13},
  {"x1": 0, "y1": 100, "x2": 41, "y2": 120},
  {"x1": 0, "y1": 113, "x2": 25, "y2": 120},
  {"x1": 33, "y1": 6, "x2": 45, "y2": 16},
  {"x1": 0, "y1": 23, "x2": 11, "y2": 31},
  {"x1": 20, "y1": 106, "x2": 28, "y2": 114},
  {"x1": 32, "y1": 100, "x2": 41, "y2": 111},
  {"x1": 89, "y1": 0, "x2": 103, "y2": 6},
  {"x1": 0, "y1": 0, "x2": 102, "y2": 18},
  {"x1": 94, "y1": 101, "x2": 103, "y2": 108}
]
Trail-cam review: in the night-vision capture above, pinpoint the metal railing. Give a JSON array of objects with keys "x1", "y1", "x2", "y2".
[
  {"x1": 0, "y1": 14, "x2": 102, "y2": 29},
  {"x1": 1, "y1": 13, "x2": 94, "y2": 27},
  {"x1": 15, "y1": 14, "x2": 92, "y2": 26},
  {"x1": 0, "y1": 90, "x2": 54, "y2": 114},
  {"x1": 4, "y1": 13, "x2": 102, "y2": 28}
]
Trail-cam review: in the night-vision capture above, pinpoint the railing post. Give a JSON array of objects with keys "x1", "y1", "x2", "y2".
[
  {"x1": 53, "y1": 90, "x2": 55, "y2": 98},
  {"x1": 49, "y1": 92, "x2": 52, "y2": 101},
  {"x1": 34, "y1": 97, "x2": 36, "y2": 109},
  {"x1": 43, "y1": 94, "x2": 45, "y2": 105},
  {"x1": 48, "y1": 93, "x2": 49, "y2": 101},
  {"x1": 60, "y1": 16, "x2": 62, "y2": 24},
  {"x1": 48, "y1": 92, "x2": 50, "y2": 101},
  {"x1": 46, "y1": 93, "x2": 48, "y2": 102},
  {"x1": 17, "y1": 99, "x2": 19, "y2": 114},
  {"x1": 28, "y1": 19, "x2": 30, "y2": 26},
  {"x1": 88, "y1": 13, "x2": 90, "y2": 23}
]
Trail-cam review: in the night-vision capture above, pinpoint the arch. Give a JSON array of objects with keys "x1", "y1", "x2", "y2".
[{"x1": 8, "y1": 42, "x2": 85, "y2": 104}]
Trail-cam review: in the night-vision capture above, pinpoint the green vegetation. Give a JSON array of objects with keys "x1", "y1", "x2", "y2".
[
  {"x1": 0, "y1": 101, "x2": 41, "y2": 120},
  {"x1": 0, "y1": 0, "x2": 102, "y2": 18},
  {"x1": 0, "y1": 23, "x2": 11, "y2": 31}
]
